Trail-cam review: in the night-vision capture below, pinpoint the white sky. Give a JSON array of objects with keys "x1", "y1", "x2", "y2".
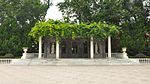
[{"x1": 45, "y1": 0, "x2": 64, "y2": 21}]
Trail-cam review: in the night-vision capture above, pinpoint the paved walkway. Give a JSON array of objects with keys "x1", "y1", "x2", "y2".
[{"x1": 0, "y1": 65, "x2": 150, "y2": 84}]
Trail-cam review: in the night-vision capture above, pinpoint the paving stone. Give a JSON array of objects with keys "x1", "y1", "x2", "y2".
[{"x1": 0, "y1": 65, "x2": 150, "y2": 84}]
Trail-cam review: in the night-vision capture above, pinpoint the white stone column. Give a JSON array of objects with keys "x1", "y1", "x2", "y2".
[
  {"x1": 56, "y1": 40, "x2": 59, "y2": 59},
  {"x1": 90, "y1": 37, "x2": 94, "y2": 59},
  {"x1": 108, "y1": 36, "x2": 111, "y2": 59},
  {"x1": 38, "y1": 36, "x2": 42, "y2": 59}
]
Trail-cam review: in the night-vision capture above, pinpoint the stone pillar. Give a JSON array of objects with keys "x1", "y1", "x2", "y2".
[
  {"x1": 38, "y1": 36, "x2": 42, "y2": 59},
  {"x1": 90, "y1": 37, "x2": 94, "y2": 59},
  {"x1": 122, "y1": 47, "x2": 128, "y2": 59},
  {"x1": 51, "y1": 43, "x2": 55, "y2": 54},
  {"x1": 56, "y1": 40, "x2": 59, "y2": 59},
  {"x1": 21, "y1": 47, "x2": 28, "y2": 59},
  {"x1": 95, "y1": 42, "x2": 98, "y2": 54},
  {"x1": 44, "y1": 41, "x2": 47, "y2": 58},
  {"x1": 108, "y1": 36, "x2": 111, "y2": 59},
  {"x1": 47, "y1": 42, "x2": 51, "y2": 58}
]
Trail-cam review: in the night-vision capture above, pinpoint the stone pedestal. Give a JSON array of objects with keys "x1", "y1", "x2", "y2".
[
  {"x1": 122, "y1": 47, "x2": 128, "y2": 59},
  {"x1": 21, "y1": 47, "x2": 28, "y2": 59}
]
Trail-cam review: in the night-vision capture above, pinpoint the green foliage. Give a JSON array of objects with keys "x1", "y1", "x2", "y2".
[
  {"x1": 58, "y1": 0, "x2": 150, "y2": 55},
  {"x1": 58, "y1": 0, "x2": 126, "y2": 24},
  {"x1": 120, "y1": 0, "x2": 150, "y2": 55},
  {"x1": 4, "y1": 53, "x2": 14, "y2": 58},
  {"x1": 0, "y1": 0, "x2": 49, "y2": 56},
  {"x1": 29, "y1": 19, "x2": 120, "y2": 41}
]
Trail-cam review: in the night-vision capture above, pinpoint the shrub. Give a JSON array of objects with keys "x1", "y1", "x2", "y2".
[{"x1": 4, "y1": 53, "x2": 14, "y2": 58}]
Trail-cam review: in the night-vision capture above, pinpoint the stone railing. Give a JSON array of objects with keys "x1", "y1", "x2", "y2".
[
  {"x1": 130, "y1": 58, "x2": 150, "y2": 64},
  {"x1": 0, "y1": 58, "x2": 150, "y2": 65},
  {"x1": 138, "y1": 58, "x2": 150, "y2": 64},
  {"x1": 0, "y1": 59, "x2": 20, "y2": 64},
  {"x1": 106, "y1": 53, "x2": 124, "y2": 58},
  {"x1": 26, "y1": 53, "x2": 45, "y2": 59}
]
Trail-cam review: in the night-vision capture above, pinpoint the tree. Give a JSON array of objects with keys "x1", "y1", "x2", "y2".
[
  {"x1": 58, "y1": 0, "x2": 150, "y2": 56},
  {"x1": 120, "y1": 0, "x2": 150, "y2": 55},
  {"x1": 0, "y1": 0, "x2": 49, "y2": 56},
  {"x1": 58, "y1": 0, "x2": 125, "y2": 24}
]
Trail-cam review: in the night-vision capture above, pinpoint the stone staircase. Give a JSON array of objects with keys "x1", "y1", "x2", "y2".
[{"x1": 10, "y1": 58, "x2": 140, "y2": 66}]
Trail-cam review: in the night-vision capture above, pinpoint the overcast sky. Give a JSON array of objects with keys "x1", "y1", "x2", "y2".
[{"x1": 45, "y1": 0, "x2": 64, "y2": 21}]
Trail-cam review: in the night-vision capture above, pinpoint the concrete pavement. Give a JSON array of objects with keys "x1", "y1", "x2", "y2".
[{"x1": 0, "y1": 65, "x2": 150, "y2": 84}]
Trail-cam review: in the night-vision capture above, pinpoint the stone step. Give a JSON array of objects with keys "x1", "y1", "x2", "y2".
[{"x1": 10, "y1": 59, "x2": 140, "y2": 66}]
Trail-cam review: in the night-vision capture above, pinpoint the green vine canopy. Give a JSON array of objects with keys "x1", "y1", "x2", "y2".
[{"x1": 29, "y1": 19, "x2": 120, "y2": 41}]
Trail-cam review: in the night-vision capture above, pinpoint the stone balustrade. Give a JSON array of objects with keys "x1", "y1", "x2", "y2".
[
  {"x1": 0, "y1": 58, "x2": 150, "y2": 65},
  {"x1": 0, "y1": 59, "x2": 20, "y2": 64},
  {"x1": 138, "y1": 58, "x2": 150, "y2": 64},
  {"x1": 130, "y1": 58, "x2": 150, "y2": 64}
]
